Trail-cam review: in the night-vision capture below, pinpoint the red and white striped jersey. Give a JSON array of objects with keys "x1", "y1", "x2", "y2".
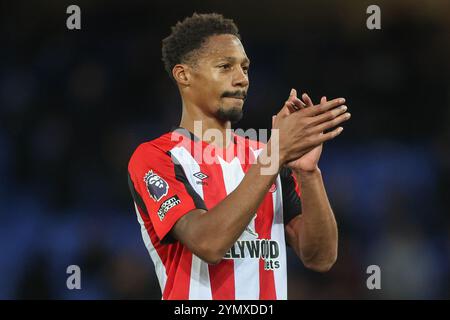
[{"x1": 127, "y1": 128, "x2": 302, "y2": 300}]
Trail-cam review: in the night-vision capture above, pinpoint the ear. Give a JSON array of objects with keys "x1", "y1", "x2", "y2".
[{"x1": 172, "y1": 64, "x2": 190, "y2": 86}]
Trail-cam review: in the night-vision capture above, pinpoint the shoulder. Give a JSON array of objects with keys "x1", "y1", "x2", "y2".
[{"x1": 128, "y1": 132, "x2": 179, "y2": 172}]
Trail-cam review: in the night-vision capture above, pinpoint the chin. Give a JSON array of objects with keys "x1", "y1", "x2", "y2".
[{"x1": 216, "y1": 106, "x2": 244, "y2": 123}]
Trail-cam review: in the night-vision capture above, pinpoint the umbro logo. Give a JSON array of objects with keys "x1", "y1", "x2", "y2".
[{"x1": 193, "y1": 172, "x2": 208, "y2": 185}]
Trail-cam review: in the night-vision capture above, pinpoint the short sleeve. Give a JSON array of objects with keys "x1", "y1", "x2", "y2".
[
  {"x1": 280, "y1": 167, "x2": 302, "y2": 225},
  {"x1": 128, "y1": 144, "x2": 207, "y2": 243}
]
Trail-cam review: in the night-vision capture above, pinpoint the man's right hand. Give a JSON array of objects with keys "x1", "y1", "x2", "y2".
[{"x1": 271, "y1": 90, "x2": 350, "y2": 165}]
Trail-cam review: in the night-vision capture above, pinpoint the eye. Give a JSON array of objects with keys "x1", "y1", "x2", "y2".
[
  {"x1": 219, "y1": 64, "x2": 232, "y2": 70},
  {"x1": 242, "y1": 65, "x2": 249, "y2": 74}
]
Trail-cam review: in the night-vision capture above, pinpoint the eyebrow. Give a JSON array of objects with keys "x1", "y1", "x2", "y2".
[{"x1": 219, "y1": 56, "x2": 251, "y2": 65}]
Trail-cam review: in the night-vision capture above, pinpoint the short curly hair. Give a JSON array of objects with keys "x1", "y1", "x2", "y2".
[{"x1": 162, "y1": 13, "x2": 241, "y2": 81}]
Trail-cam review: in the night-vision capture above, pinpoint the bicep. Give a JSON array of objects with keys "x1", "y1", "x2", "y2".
[{"x1": 170, "y1": 208, "x2": 223, "y2": 264}]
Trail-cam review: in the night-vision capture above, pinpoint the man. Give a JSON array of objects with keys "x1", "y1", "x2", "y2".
[{"x1": 127, "y1": 13, "x2": 351, "y2": 300}]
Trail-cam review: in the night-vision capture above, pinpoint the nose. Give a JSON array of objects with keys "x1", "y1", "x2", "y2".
[{"x1": 232, "y1": 66, "x2": 249, "y2": 88}]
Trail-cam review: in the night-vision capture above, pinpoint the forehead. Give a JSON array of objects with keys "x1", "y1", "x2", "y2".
[{"x1": 200, "y1": 34, "x2": 248, "y2": 62}]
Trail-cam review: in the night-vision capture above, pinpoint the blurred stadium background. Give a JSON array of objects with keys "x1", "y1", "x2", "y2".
[{"x1": 0, "y1": 0, "x2": 449, "y2": 299}]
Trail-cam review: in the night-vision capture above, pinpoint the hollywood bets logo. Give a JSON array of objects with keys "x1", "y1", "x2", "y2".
[{"x1": 224, "y1": 239, "x2": 281, "y2": 270}]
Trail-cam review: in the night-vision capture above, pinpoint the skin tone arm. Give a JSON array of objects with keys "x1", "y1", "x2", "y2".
[
  {"x1": 171, "y1": 95, "x2": 350, "y2": 264},
  {"x1": 286, "y1": 168, "x2": 338, "y2": 272},
  {"x1": 285, "y1": 93, "x2": 350, "y2": 272}
]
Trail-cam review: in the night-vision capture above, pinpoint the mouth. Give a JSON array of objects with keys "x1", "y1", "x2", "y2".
[
  {"x1": 222, "y1": 91, "x2": 247, "y2": 102},
  {"x1": 224, "y1": 96, "x2": 245, "y2": 101}
]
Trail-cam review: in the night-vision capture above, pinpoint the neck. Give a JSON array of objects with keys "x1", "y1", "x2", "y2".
[{"x1": 179, "y1": 101, "x2": 233, "y2": 149}]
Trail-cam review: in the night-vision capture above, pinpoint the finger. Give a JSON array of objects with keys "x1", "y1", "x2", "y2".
[
  {"x1": 288, "y1": 88, "x2": 297, "y2": 104},
  {"x1": 308, "y1": 112, "x2": 351, "y2": 134},
  {"x1": 283, "y1": 99, "x2": 296, "y2": 115},
  {"x1": 291, "y1": 97, "x2": 306, "y2": 111},
  {"x1": 285, "y1": 88, "x2": 302, "y2": 113},
  {"x1": 320, "y1": 96, "x2": 327, "y2": 104},
  {"x1": 278, "y1": 98, "x2": 293, "y2": 117},
  {"x1": 285, "y1": 145, "x2": 317, "y2": 163},
  {"x1": 309, "y1": 105, "x2": 348, "y2": 126},
  {"x1": 299, "y1": 97, "x2": 346, "y2": 117},
  {"x1": 302, "y1": 93, "x2": 314, "y2": 107},
  {"x1": 272, "y1": 115, "x2": 276, "y2": 127},
  {"x1": 288, "y1": 89, "x2": 303, "y2": 112},
  {"x1": 315, "y1": 126, "x2": 344, "y2": 144},
  {"x1": 301, "y1": 127, "x2": 343, "y2": 151}
]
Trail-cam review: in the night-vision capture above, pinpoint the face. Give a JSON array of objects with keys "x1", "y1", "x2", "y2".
[{"x1": 183, "y1": 34, "x2": 250, "y2": 123}]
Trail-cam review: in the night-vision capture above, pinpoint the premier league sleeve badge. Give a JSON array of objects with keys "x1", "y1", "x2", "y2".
[{"x1": 144, "y1": 170, "x2": 169, "y2": 202}]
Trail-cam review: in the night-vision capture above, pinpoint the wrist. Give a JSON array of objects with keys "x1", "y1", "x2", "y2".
[
  {"x1": 267, "y1": 134, "x2": 289, "y2": 166},
  {"x1": 257, "y1": 143, "x2": 282, "y2": 176},
  {"x1": 292, "y1": 166, "x2": 321, "y2": 178}
]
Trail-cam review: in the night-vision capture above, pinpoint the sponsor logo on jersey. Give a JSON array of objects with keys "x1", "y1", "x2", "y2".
[
  {"x1": 193, "y1": 171, "x2": 208, "y2": 185},
  {"x1": 223, "y1": 239, "x2": 281, "y2": 270},
  {"x1": 144, "y1": 170, "x2": 168, "y2": 202},
  {"x1": 157, "y1": 195, "x2": 181, "y2": 221}
]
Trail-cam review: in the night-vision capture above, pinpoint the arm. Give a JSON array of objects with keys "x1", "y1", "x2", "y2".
[
  {"x1": 284, "y1": 93, "x2": 350, "y2": 272},
  {"x1": 171, "y1": 148, "x2": 278, "y2": 265},
  {"x1": 171, "y1": 94, "x2": 348, "y2": 264},
  {"x1": 285, "y1": 168, "x2": 338, "y2": 272}
]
